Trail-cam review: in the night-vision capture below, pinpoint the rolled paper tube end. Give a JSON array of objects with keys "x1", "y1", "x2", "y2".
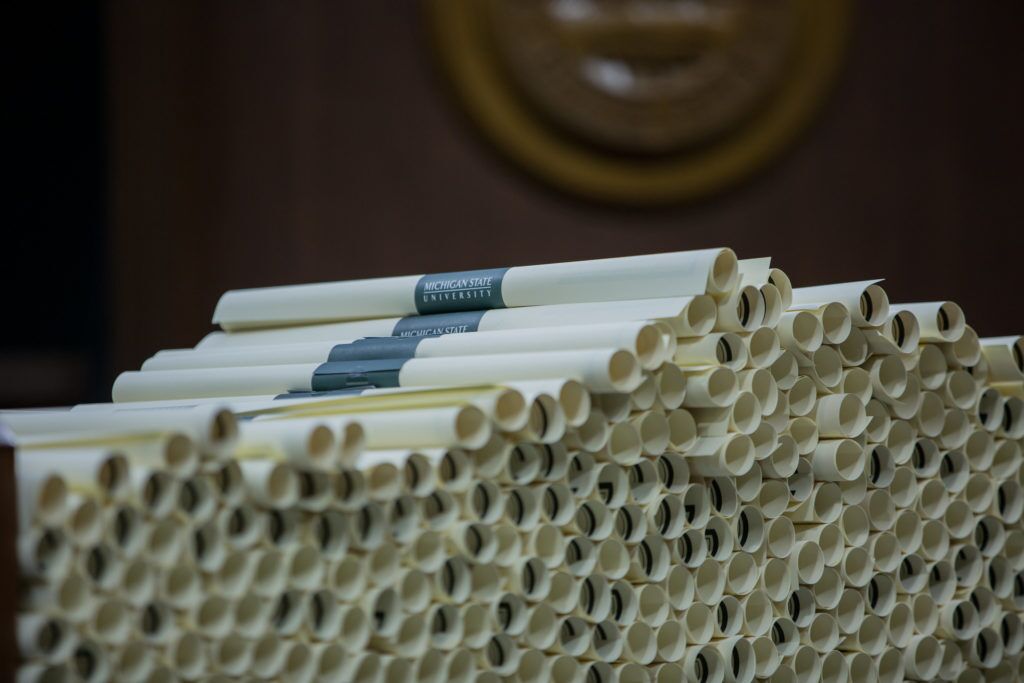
[
  {"x1": 757, "y1": 480, "x2": 792, "y2": 520},
  {"x1": 492, "y1": 389, "x2": 529, "y2": 433},
  {"x1": 605, "y1": 350, "x2": 642, "y2": 393},
  {"x1": 840, "y1": 367, "x2": 871, "y2": 404},
  {"x1": 206, "y1": 406, "x2": 239, "y2": 450},
  {"x1": 819, "y1": 302, "x2": 852, "y2": 344},
  {"x1": 605, "y1": 422, "x2": 642, "y2": 465},
  {"x1": 630, "y1": 373, "x2": 657, "y2": 411},
  {"x1": 655, "y1": 363, "x2": 687, "y2": 410},
  {"x1": 653, "y1": 320, "x2": 678, "y2": 359},
  {"x1": 687, "y1": 367, "x2": 739, "y2": 408},
  {"x1": 786, "y1": 376, "x2": 817, "y2": 418},
  {"x1": 916, "y1": 344, "x2": 948, "y2": 390},
  {"x1": 783, "y1": 310, "x2": 824, "y2": 354},
  {"x1": 811, "y1": 439, "x2": 865, "y2": 482},
  {"x1": 708, "y1": 248, "x2": 739, "y2": 295},
  {"x1": 746, "y1": 327, "x2": 781, "y2": 369},
  {"x1": 953, "y1": 327, "x2": 985, "y2": 368},
  {"x1": 679, "y1": 295, "x2": 719, "y2": 336},
  {"x1": 683, "y1": 644, "x2": 724, "y2": 683},
  {"x1": 816, "y1": 393, "x2": 868, "y2": 438},
  {"x1": 557, "y1": 380, "x2": 591, "y2": 427},
  {"x1": 759, "y1": 284, "x2": 783, "y2": 329},
  {"x1": 839, "y1": 544, "x2": 872, "y2": 593},
  {"x1": 769, "y1": 350, "x2": 798, "y2": 390},
  {"x1": 306, "y1": 424, "x2": 337, "y2": 465},
  {"x1": 721, "y1": 333, "x2": 748, "y2": 370},
  {"x1": 19, "y1": 527, "x2": 71, "y2": 581},
  {"x1": 29, "y1": 471, "x2": 68, "y2": 528},
  {"x1": 452, "y1": 405, "x2": 490, "y2": 450},
  {"x1": 635, "y1": 324, "x2": 667, "y2": 370},
  {"x1": 681, "y1": 602, "x2": 713, "y2": 645},
  {"x1": 859, "y1": 284, "x2": 890, "y2": 326},
  {"x1": 717, "y1": 285, "x2": 764, "y2": 332},
  {"x1": 863, "y1": 400, "x2": 891, "y2": 443},
  {"x1": 809, "y1": 346, "x2": 843, "y2": 388},
  {"x1": 593, "y1": 393, "x2": 631, "y2": 424},
  {"x1": 837, "y1": 327, "x2": 869, "y2": 367},
  {"x1": 768, "y1": 268, "x2": 792, "y2": 310},
  {"x1": 527, "y1": 395, "x2": 567, "y2": 444},
  {"x1": 786, "y1": 460, "x2": 814, "y2": 506}
]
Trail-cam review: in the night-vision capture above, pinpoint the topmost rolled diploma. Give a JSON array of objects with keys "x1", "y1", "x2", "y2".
[{"x1": 212, "y1": 249, "x2": 738, "y2": 331}]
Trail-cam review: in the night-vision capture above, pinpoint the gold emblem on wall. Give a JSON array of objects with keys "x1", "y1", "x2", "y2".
[{"x1": 427, "y1": 0, "x2": 850, "y2": 205}]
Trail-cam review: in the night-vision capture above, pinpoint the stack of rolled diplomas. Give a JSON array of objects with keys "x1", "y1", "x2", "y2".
[{"x1": 7, "y1": 248, "x2": 1024, "y2": 683}]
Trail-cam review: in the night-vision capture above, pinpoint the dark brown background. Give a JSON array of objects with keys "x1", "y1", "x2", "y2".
[{"x1": 6, "y1": 2, "x2": 1024, "y2": 407}]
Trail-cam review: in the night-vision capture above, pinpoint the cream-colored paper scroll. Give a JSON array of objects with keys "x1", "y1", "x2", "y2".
[
  {"x1": 2, "y1": 404, "x2": 238, "y2": 458},
  {"x1": 213, "y1": 249, "x2": 736, "y2": 330},
  {"x1": 146, "y1": 321, "x2": 667, "y2": 373},
  {"x1": 790, "y1": 280, "x2": 890, "y2": 327},
  {"x1": 981, "y1": 335, "x2": 1024, "y2": 383},
  {"x1": 74, "y1": 384, "x2": 517, "y2": 425},
  {"x1": 890, "y1": 302, "x2": 966, "y2": 343},
  {"x1": 112, "y1": 349, "x2": 639, "y2": 402},
  {"x1": 738, "y1": 257, "x2": 785, "y2": 328},
  {"x1": 199, "y1": 295, "x2": 718, "y2": 349},
  {"x1": 257, "y1": 406, "x2": 493, "y2": 450}
]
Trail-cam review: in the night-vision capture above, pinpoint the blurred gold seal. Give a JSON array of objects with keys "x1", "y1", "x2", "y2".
[{"x1": 427, "y1": 0, "x2": 850, "y2": 204}]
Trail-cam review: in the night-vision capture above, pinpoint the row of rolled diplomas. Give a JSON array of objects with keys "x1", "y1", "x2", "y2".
[{"x1": 6, "y1": 248, "x2": 1024, "y2": 683}]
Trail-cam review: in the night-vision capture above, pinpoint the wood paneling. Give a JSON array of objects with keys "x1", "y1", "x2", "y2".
[{"x1": 107, "y1": 2, "x2": 1024, "y2": 385}]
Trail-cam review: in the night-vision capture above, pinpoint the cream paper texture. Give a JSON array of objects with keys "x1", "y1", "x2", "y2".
[
  {"x1": 198, "y1": 296, "x2": 714, "y2": 349},
  {"x1": 111, "y1": 349, "x2": 640, "y2": 401},
  {"x1": 213, "y1": 250, "x2": 733, "y2": 330},
  {"x1": 12, "y1": 248, "x2": 1024, "y2": 683},
  {"x1": 146, "y1": 322, "x2": 664, "y2": 372}
]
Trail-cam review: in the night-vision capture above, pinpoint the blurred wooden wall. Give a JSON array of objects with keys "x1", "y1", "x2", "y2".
[{"x1": 107, "y1": 2, "x2": 1024, "y2": 386}]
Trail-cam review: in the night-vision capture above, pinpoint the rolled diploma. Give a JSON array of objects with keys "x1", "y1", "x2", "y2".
[
  {"x1": 212, "y1": 249, "x2": 736, "y2": 330},
  {"x1": 76, "y1": 385, "x2": 511, "y2": 422},
  {"x1": 768, "y1": 268, "x2": 793, "y2": 312},
  {"x1": 890, "y1": 302, "x2": 966, "y2": 343},
  {"x1": 715, "y1": 285, "x2": 764, "y2": 332},
  {"x1": 259, "y1": 406, "x2": 490, "y2": 450},
  {"x1": 111, "y1": 349, "x2": 640, "y2": 402},
  {"x1": 196, "y1": 296, "x2": 715, "y2": 349},
  {"x1": 776, "y1": 311, "x2": 824, "y2": 354},
  {"x1": 685, "y1": 434, "x2": 754, "y2": 477},
  {"x1": 12, "y1": 446, "x2": 122, "y2": 500},
  {"x1": 144, "y1": 341, "x2": 339, "y2": 371},
  {"x1": 862, "y1": 311, "x2": 920, "y2": 355},
  {"x1": 233, "y1": 387, "x2": 523, "y2": 438},
  {"x1": 237, "y1": 418, "x2": 337, "y2": 468},
  {"x1": 981, "y1": 335, "x2": 1024, "y2": 382},
  {"x1": 811, "y1": 439, "x2": 866, "y2": 482},
  {"x1": 789, "y1": 280, "x2": 889, "y2": 327},
  {"x1": 674, "y1": 334, "x2": 746, "y2": 369},
  {"x1": 1, "y1": 404, "x2": 236, "y2": 456},
  {"x1": 813, "y1": 394, "x2": 869, "y2": 438},
  {"x1": 352, "y1": 448, "x2": 431, "y2": 480},
  {"x1": 278, "y1": 384, "x2": 524, "y2": 433},
  {"x1": 682, "y1": 367, "x2": 738, "y2": 408},
  {"x1": 504, "y1": 380, "x2": 591, "y2": 428},
  {"x1": 111, "y1": 364, "x2": 318, "y2": 403},
  {"x1": 145, "y1": 321, "x2": 665, "y2": 373}
]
